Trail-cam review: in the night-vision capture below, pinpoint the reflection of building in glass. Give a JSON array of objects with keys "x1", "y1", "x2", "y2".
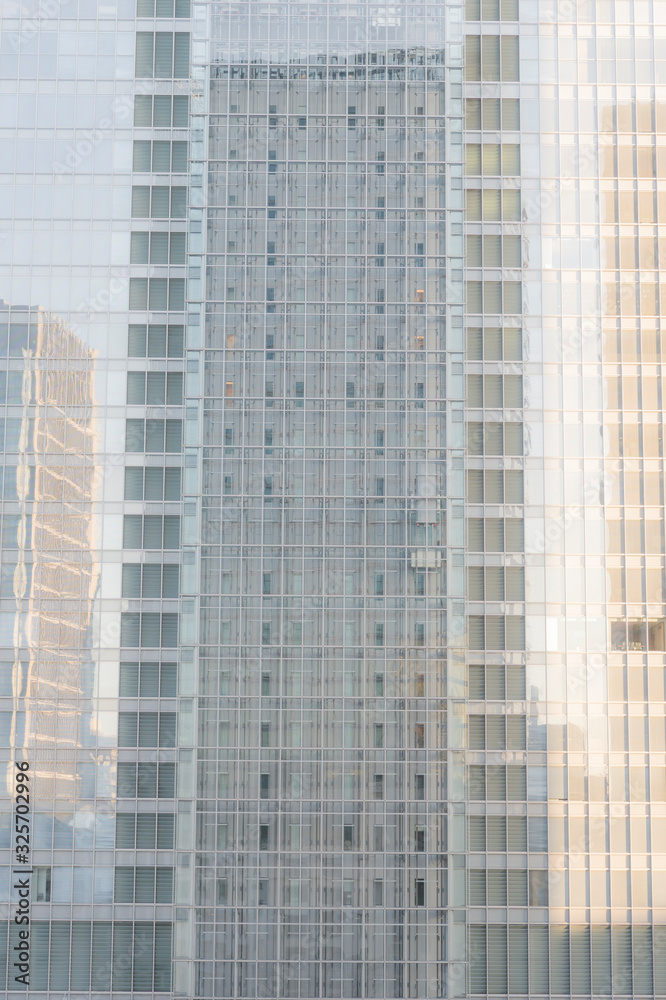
[
  {"x1": 180, "y1": 4, "x2": 465, "y2": 995},
  {"x1": 4, "y1": 0, "x2": 666, "y2": 993},
  {"x1": 14, "y1": 308, "x2": 100, "y2": 800}
]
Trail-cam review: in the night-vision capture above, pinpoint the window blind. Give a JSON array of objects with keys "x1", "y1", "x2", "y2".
[
  {"x1": 503, "y1": 142, "x2": 520, "y2": 174},
  {"x1": 169, "y1": 278, "x2": 185, "y2": 310},
  {"x1": 154, "y1": 32, "x2": 173, "y2": 77},
  {"x1": 133, "y1": 140, "x2": 151, "y2": 171},
  {"x1": 488, "y1": 926, "x2": 507, "y2": 993},
  {"x1": 162, "y1": 563, "x2": 179, "y2": 597},
  {"x1": 502, "y1": 96, "x2": 520, "y2": 128},
  {"x1": 486, "y1": 763, "x2": 506, "y2": 799},
  {"x1": 468, "y1": 664, "x2": 484, "y2": 699},
  {"x1": 485, "y1": 469, "x2": 503, "y2": 501},
  {"x1": 120, "y1": 663, "x2": 139, "y2": 698},
  {"x1": 174, "y1": 32, "x2": 190, "y2": 77},
  {"x1": 507, "y1": 815, "x2": 527, "y2": 850},
  {"x1": 504, "y1": 373, "x2": 523, "y2": 406},
  {"x1": 467, "y1": 374, "x2": 483, "y2": 407},
  {"x1": 146, "y1": 418, "x2": 165, "y2": 451},
  {"x1": 505, "y1": 468, "x2": 524, "y2": 502},
  {"x1": 24, "y1": 922, "x2": 48, "y2": 987},
  {"x1": 469, "y1": 870, "x2": 485, "y2": 905},
  {"x1": 469, "y1": 926, "x2": 486, "y2": 993},
  {"x1": 488, "y1": 870, "x2": 506, "y2": 905},
  {"x1": 530, "y1": 925, "x2": 549, "y2": 994},
  {"x1": 113, "y1": 924, "x2": 133, "y2": 989},
  {"x1": 134, "y1": 94, "x2": 152, "y2": 125},
  {"x1": 153, "y1": 140, "x2": 171, "y2": 171},
  {"x1": 166, "y1": 372, "x2": 183, "y2": 404},
  {"x1": 507, "y1": 763, "x2": 526, "y2": 799},
  {"x1": 503, "y1": 234, "x2": 521, "y2": 266},
  {"x1": 141, "y1": 564, "x2": 161, "y2": 597},
  {"x1": 71, "y1": 922, "x2": 92, "y2": 989},
  {"x1": 125, "y1": 418, "x2": 145, "y2": 452},
  {"x1": 501, "y1": 0, "x2": 519, "y2": 16},
  {"x1": 127, "y1": 371, "x2": 145, "y2": 404},
  {"x1": 465, "y1": 36, "x2": 481, "y2": 81},
  {"x1": 506, "y1": 615, "x2": 526, "y2": 649},
  {"x1": 466, "y1": 97, "x2": 481, "y2": 128},
  {"x1": 468, "y1": 816, "x2": 485, "y2": 850},
  {"x1": 468, "y1": 615, "x2": 484, "y2": 650},
  {"x1": 114, "y1": 867, "x2": 134, "y2": 902},
  {"x1": 592, "y1": 926, "x2": 612, "y2": 995},
  {"x1": 149, "y1": 277, "x2": 168, "y2": 310},
  {"x1": 120, "y1": 613, "x2": 140, "y2": 647},
  {"x1": 468, "y1": 469, "x2": 483, "y2": 502},
  {"x1": 486, "y1": 715, "x2": 505, "y2": 749},
  {"x1": 465, "y1": 143, "x2": 481, "y2": 174},
  {"x1": 469, "y1": 764, "x2": 485, "y2": 799},
  {"x1": 466, "y1": 280, "x2": 482, "y2": 313},
  {"x1": 633, "y1": 926, "x2": 653, "y2": 994},
  {"x1": 154, "y1": 924, "x2": 172, "y2": 990},
  {"x1": 170, "y1": 231, "x2": 186, "y2": 262},
  {"x1": 130, "y1": 231, "x2": 149, "y2": 262},
  {"x1": 168, "y1": 324, "x2": 184, "y2": 355},
  {"x1": 487, "y1": 816, "x2": 506, "y2": 850},
  {"x1": 128, "y1": 324, "x2": 147, "y2": 356},
  {"x1": 482, "y1": 35, "x2": 500, "y2": 80},
  {"x1": 504, "y1": 280, "x2": 522, "y2": 313},
  {"x1": 151, "y1": 186, "x2": 170, "y2": 217},
  {"x1": 482, "y1": 143, "x2": 500, "y2": 174},
  {"x1": 171, "y1": 186, "x2": 187, "y2": 217},
  {"x1": 467, "y1": 421, "x2": 483, "y2": 456},
  {"x1": 129, "y1": 277, "x2": 148, "y2": 310},
  {"x1": 505, "y1": 518, "x2": 524, "y2": 550},
  {"x1": 484, "y1": 326, "x2": 502, "y2": 358},
  {"x1": 468, "y1": 567, "x2": 484, "y2": 601},
  {"x1": 484, "y1": 234, "x2": 501, "y2": 266},
  {"x1": 135, "y1": 33, "x2": 154, "y2": 76},
  {"x1": 118, "y1": 712, "x2": 138, "y2": 745},
  {"x1": 613, "y1": 926, "x2": 632, "y2": 994},
  {"x1": 150, "y1": 231, "x2": 168, "y2": 264},
  {"x1": 173, "y1": 94, "x2": 188, "y2": 126},
  {"x1": 144, "y1": 515, "x2": 163, "y2": 547},
  {"x1": 468, "y1": 714, "x2": 485, "y2": 749},
  {"x1": 141, "y1": 612, "x2": 161, "y2": 647},
  {"x1": 501, "y1": 34, "x2": 519, "y2": 80},
  {"x1": 138, "y1": 712, "x2": 159, "y2": 746},
  {"x1": 149, "y1": 324, "x2": 167, "y2": 354},
  {"x1": 484, "y1": 373, "x2": 502, "y2": 406},
  {"x1": 484, "y1": 279, "x2": 502, "y2": 313},
  {"x1": 161, "y1": 662, "x2": 178, "y2": 695},
  {"x1": 122, "y1": 564, "x2": 142, "y2": 598},
  {"x1": 509, "y1": 925, "x2": 528, "y2": 993},
  {"x1": 486, "y1": 566, "x2": 504, "y2": 599},
  {"x1": 172, "y1": 141, "x2": 188, "y2": 171},
  {"x1": 503, "y1": 188, "x2": 521, "y2": 220},
  {"x1": 116, "y1": 814, "x2": 135, "y2": 847},
  {"x1": 163, "y1": 516, "x2": 180, "y2": 547},
  {"x1": 466, "y1": 188, "x2": 481, "y2": 219},
  {"x1": 507, "y1": 714, "x2": 526, "y2": 749}
]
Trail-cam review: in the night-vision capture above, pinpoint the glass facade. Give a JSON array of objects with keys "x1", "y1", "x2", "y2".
[
  {"x1": 0, "y1": 0, "x2": 665, "y2": 996},
  {"x1": 182, "y1": 2, "x2": 465, "y2": 996}
]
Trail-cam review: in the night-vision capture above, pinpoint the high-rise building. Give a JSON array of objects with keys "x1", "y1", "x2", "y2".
[{"x1": 0, "y1": 0, "x2": 665, "y2": 996}]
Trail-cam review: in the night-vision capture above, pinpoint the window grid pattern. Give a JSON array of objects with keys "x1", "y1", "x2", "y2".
[{"x1": 182, "y1": 1, "x2": 465, "y2": 995}]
